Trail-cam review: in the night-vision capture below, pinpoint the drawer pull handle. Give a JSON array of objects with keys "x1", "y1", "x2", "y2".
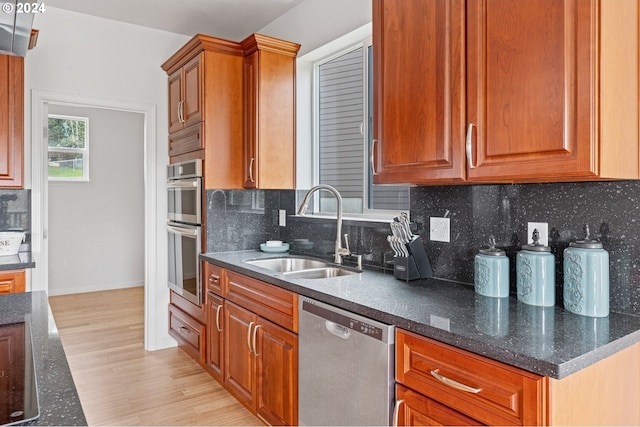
[
  {"x1": 465, "y1": 123, "x2": 476, "y2": 169},
  {"x1": 179, "y1": 326, "x2": 190, "y2": 335},
  {"x1": 215, "y1": 305, "x2": 223, "y2": 332},
  {"x1": 392, "y1": 399, "x2": 404, "y2": 427},
  {"x1": 209, "y1": 275, "x2": 219, "y2": 284},
  {"x1": 252, "y1": 324, "x2": 262, "y2": 356},
  {"x1": 247, "y1": 321, "x2": 255, "y2": 353},
  {"x1": 431, "y1": 369, "x2": 482, "y2": 394}
]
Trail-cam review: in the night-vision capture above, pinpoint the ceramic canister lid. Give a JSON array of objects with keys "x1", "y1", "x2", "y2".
[
  {"x1": 479, "y1": 236, "x2": 506, "y2": 256},
  {"x1": 569, "y1": 224, "x2": 604, "y2": 249},
  {"x1": 521, "y1": 229, "x2": 551, "y2": 252}
]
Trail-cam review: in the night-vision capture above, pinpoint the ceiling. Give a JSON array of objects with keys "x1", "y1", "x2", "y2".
[{"x1": 44, "y1": 0, "x2": 306, "y2": 41}]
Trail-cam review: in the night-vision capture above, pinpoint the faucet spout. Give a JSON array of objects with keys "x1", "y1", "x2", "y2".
[{"x1": 297, "y1": 184, "x2": 350, "y2": 264}]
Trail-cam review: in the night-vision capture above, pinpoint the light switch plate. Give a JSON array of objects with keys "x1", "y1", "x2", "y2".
[
  {"x1": 279, "y1": 210, "x2": 287, "y2": 227},
  {"x1": 430, "y1": 217, "x2": 450, "y2": 242},
  {"x1": 527, "y1": 222, "x2": 549, "y2": 246}
]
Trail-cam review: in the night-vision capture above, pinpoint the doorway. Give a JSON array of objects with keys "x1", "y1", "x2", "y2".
[{"x1": 31, "y1": 90, "x2": 169, "y2": 351}]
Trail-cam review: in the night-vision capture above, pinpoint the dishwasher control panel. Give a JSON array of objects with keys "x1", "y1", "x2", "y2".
[{"x1": 302, "y1": 299, "x2": 384, "y2": 341}]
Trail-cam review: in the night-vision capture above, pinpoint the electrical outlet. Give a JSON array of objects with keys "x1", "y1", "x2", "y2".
[
  {"x1": 430, "y1": 217, "x2": 450, "y2": 242},
  {"x1": 279, "y1": 210, "x2": 287, "y2": 227},
  {"x1": 527, "y1": 222, "x2": 549, "y2": 246}
]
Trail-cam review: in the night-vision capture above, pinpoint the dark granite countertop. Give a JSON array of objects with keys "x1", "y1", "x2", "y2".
[
  {"x1": 0, "y1": 253, "x2": 36, "y2": 271},
  {"x1": 0, "y1": 291, "x2": 86, "y2": 426},
  {"x1": 202, "y1": 250, "x2": 640, "y2": 380}
]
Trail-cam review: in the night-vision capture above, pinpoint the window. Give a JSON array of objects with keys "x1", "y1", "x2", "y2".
[
  {"x1": 48, "y1": 115, "x2": 89, "y2": 181},
  {"x1": 315, "y1": 41, "x2": 409, "y2": 217}
]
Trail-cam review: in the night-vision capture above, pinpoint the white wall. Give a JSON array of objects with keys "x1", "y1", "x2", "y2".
[
  {"x1": 47, "y1": 105, "x2": 144, "y2": 295},
  {"x1": 24, "y1": 7, "x2": 190, "y2": 350},
  {"x1": 258, "y1": 0, "x2": 372, "y2": 189}
]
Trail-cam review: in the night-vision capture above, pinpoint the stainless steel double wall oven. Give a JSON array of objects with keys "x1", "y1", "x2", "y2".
[{"x1": 167, "y1": 159, "x2": 202, "y2": 305}]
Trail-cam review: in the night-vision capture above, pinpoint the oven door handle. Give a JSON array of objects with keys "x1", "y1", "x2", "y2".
[
  {"x1": 167, "y1": 179, "x2": 200, "y2": 189},
  {"x1": 167, "y1": 224, "x2": 199, "y2": 236}
]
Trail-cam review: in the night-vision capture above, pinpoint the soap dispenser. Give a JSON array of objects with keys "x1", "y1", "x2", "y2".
[
  {"x1": 516, "y1": 229, "x2": 555, "y2": 307},
  {"x1": 563, "y1": 224, "x2": 609, "y2": 317},
  {"x1": 474, "y1": 236, "x2": 509, "y2": 298}
]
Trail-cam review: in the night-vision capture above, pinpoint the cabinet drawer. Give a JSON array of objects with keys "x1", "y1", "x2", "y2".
[
  {"x1": 225, "y1": 270, "x2": 298, "y2": 333},
  {"x1": 169, "y1": 122, "x2": 204, "y2": 157},
  {"x1": 396, "y1": 330, "x2": 546, "y2": 426},
  {"x1": 0, "y1": 270, "x2": 25, "y2": 294},
  {"x1": 204, "y1": 262, "x2": 224, "y2": 296},
  {"x1": 169, "y1": 304, "x2": 205, "y2": 363}
]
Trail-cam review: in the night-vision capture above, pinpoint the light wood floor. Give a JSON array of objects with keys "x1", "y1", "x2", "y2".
[{"x1": 49, "y1": 287, "x2": 262, "y2": 426}]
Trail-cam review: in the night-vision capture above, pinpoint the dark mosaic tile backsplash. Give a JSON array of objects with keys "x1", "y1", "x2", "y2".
[
  {"x1": 0, "y1": 189, "x2": 31, "y2": 251},
  {"x1": 206, "y1": 180, "x2": 640, "y2": 317}
]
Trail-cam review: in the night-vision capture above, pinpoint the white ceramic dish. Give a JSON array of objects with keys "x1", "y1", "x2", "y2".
[
  {"x1": 260, "y1": 242, "x2": 290, "y2": 253},
  {"x1": 266, "y1": 240, "x2": 283, "y2": 247}
]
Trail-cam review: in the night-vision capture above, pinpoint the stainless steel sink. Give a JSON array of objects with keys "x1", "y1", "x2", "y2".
[
  {"x1": 244, "y1": 257, "x2": 329, "y2": 272},
  {"x1": 283, "y1": 267, "x2": 360, "y2": 280}
]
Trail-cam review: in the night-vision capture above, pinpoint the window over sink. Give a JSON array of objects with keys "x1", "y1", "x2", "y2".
[
  {"x1": 313, "y1": 39, "x2": 409, "y2": 218},
  {"x1": 47, "y1": 114, "x2": 89, "y2": 181}
]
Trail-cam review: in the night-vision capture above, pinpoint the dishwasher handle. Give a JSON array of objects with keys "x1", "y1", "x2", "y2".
[{"x1": 325, "y1": 320, "x2": 351, "y2": 340}]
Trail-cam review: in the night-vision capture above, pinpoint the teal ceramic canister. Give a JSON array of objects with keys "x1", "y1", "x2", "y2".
[
  {"x1": 516, "y1": 229, "x2": 555, "y2": 307},
  {"x1": 474, "y1": 236, "x2": 509, "y2": 298},
  {"x1": 563, "y1": 225, "x2": 610, "y2": 317}
]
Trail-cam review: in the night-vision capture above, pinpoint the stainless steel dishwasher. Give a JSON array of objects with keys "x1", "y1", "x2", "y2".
[{"x1": 298, "y1": 296, "x2": 395, "y2": 426}]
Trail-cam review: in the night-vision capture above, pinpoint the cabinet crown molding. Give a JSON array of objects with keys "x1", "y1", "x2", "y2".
[
  {"x1": 161, "y1": 33, "x2": 244, "y2": 74},
  {"x1": 240, "y1": 33, "x2": 301, "y2": 57}
]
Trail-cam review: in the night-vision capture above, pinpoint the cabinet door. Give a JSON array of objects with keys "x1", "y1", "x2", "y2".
[
  {"x1": 396, "y1": 384, "x2": 482, "y2": 426},
  {"x1": 242, "y1": 52, "x2": 258, "y2": 189},
  {"x1": 255, "y1": 318, "x2": 298, "y2": 426},
  {"x1": 0, "y1": 270, "x2": 25, "y2": 294},
  {"x1": 0, "y1": 55, "x2": 23, "y2": 188},
  {"x1": 0, "y1": 323, "x2": 25, "y2": 420},
  {"x1": 182, "y1": 54, "x2": 203, "y2": 128},
  {"x1": 224, "y1": 301, "x2": 256, "y2": 408},
  {"x1": 206, "y1": 293, "x2": 224, "y2": 381},
  {"x1": 372, "y1": 0, "x2": 466, "y2": 185},
  {"x1": 466, "y1": 0, "x2": 594, "y2": 181},
  {"x1": 168, "y1": 68, "x2": 183, "y2": 134}
]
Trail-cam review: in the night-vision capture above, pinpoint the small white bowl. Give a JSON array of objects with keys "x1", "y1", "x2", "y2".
[{"x1": 265, "y1": 240, "x2": 283, "y2": 247}]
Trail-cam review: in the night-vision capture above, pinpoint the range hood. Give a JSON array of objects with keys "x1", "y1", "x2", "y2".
[{"x1": 0, "y1": 1, "x2": 35, "y2": 57}]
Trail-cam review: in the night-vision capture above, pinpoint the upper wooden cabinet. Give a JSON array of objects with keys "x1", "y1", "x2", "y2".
[
  {"x1": 373, "y1": 0, "x2": 639, "y2": 185},
  {"x1": 167, "y1": 54, "x2": 203, "y2": 133},
  {"x1": 240, "y1": 34, "x2": 300, "y2": 190},
  {"x1": 0, "y1": 55, "x2": 24, "y2": 188},
  {"x1": 162, "y1": 34, "x2": 245, "y2": 189},
  {"x1": 373, "y1": 0, "x2": 467, "y2": 184}
]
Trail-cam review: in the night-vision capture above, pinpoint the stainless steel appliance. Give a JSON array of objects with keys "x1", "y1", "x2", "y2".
[
  {"x1": 298, "y1": 296, "x2": 395, "y2": 426},
  {"x1": 167, "y1": 159, "x2": 202, "y2": 306}
]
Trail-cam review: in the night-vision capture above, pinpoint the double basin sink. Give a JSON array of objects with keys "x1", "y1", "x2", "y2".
[{"x1": 244, "y1": 256, "x2": 360, "y2": 280}]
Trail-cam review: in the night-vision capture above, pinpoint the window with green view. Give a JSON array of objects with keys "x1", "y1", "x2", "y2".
[{"x1": 48, "y1": 115, "x2": 89, "y2": 181}]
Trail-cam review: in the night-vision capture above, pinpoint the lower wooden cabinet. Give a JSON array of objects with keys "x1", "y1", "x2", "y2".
[
  {"x1": 396, "y1": 329, "x2": 546, "y2": 426},
  {"x1": 396, "y1": 384, "x2": 482, "y2": 426},
  {"x1": 168, "y1": 304, "x2": 205, "y2": 363},
  {"x1": 204, "y1": 263, "x2": 298, "y2": 426},
  {"x1": 0, "y1": 270, "x2": 25, "y2": 294}
]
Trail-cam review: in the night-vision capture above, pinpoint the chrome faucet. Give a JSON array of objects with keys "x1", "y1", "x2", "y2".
[{"x1": 297, "y1": 184, "x2": 350, "y2": 264}]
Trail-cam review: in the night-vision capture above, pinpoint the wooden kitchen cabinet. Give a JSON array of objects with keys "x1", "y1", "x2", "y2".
[
  {"x1": 167, "y1": 53, "x2": 203, "y2": 134},
  {"x1": 162, "y1": 34, "x2": 245, "y2": 189},
  {"x1": 0, "y1": 54, "x2": 24, "y2": 188},
  {"x1": 373, "y1": 0, "x2": 640, "y2": 185},
  {"x1": 205, "y1": 292, "x2": 224, "y2": 381},
  {"x1": 204, "y1": 263, "x2": 298, "y2": 425},
  {"x1": 168, "y1": 302, "x2": 206, "y2": 363},
  {"x1": 240, "y1": 34, "x2": 300, "y2": 190},
  {"x1": 396, "y1": 329, "x2": 546, "y2": 426},
  {"x1": 0, "y1": 270, "x2": 25, "y2": 294},
  {"x1": 0, "y1": 323, "x2": 25, "y2": 420},
  {"x1": 372, "y1": 0, "x2": 467, "y2": 184},
  {"x1": 397, "y1": 329, "x2": 640, "y2": 426}
]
